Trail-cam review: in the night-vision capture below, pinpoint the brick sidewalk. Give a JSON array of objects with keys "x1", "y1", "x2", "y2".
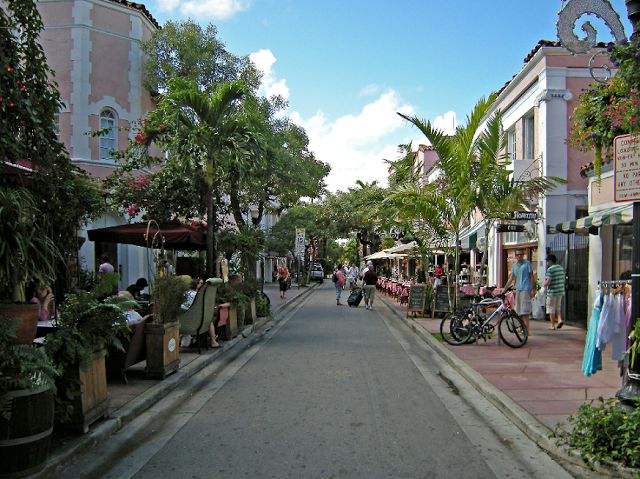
[{"x1": 377, "y1": 289, "x2": 622, "y2": 431}]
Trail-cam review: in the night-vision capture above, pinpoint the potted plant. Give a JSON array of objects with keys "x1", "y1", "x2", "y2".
[
  {"x1": 145, "y1": 275, "x2": 189, "y2": 379},
  {"x1": 43, "y1": 273, "x2": 131, "y2": 433},
  {"x1": 0, "y1": 317, "x2": 59, "y2": 478},
  {"x1": 0, "y1": 187, "x2": 63, "y2": 344}
]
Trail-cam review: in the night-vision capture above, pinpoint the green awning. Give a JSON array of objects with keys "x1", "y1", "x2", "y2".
[
  {"x1": 547, "y1": 204, "x2": 633, "y2": 234},
  {"x1": 459, "y1": 221, "x2": 486, "y2": 250}
]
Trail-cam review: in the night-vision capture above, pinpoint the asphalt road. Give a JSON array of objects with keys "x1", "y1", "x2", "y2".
[{"x1": 53, "y1": 283, "x2": 574, "y2": 479}]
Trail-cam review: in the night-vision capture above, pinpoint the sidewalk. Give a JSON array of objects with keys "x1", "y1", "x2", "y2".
[
  {"x1": 375, "y1": 289, "x2": 632, "y2": 478},
  {"x1": 35, "y1": 280, "x2": 313, "y2": 479}
]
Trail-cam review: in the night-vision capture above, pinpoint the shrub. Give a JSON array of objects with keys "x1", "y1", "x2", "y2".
[{"x1": 552, "y1": 397, "x2": 640, "y2": 469}]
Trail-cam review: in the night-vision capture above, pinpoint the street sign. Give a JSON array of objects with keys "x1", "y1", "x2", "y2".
[
  {"x1": 294, "y1": 229, "x2": 305, "y2": 257},
  {"x1": 496, "y1": 224, "x2": 524, "y2": 233},
  {"x1": 509, "y1": 211, "x2": 537, "y2": 220},
  {"x1": 614, "y1": 134, "x2": 640, "y2": 202}
]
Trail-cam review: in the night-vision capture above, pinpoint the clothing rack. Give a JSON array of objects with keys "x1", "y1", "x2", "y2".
[
  {"x1": 599, "y1": 280, "x2": 632, "y2": 286},
  {"x1": 597, "y1": 280, "x2": 632, "y2": 294}
]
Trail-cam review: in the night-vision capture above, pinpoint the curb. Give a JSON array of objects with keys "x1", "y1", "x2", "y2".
[
  {"x1": 33, "y1": 282, "x2": 318, "y2": 478},
  {"x1": 379, "y1": 296, "x2": 635, "y2": 479}
]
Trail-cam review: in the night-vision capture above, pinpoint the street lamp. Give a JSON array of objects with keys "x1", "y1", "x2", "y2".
[{"x1": 557, "y1": 0, "x2": 640, "y2": 408}]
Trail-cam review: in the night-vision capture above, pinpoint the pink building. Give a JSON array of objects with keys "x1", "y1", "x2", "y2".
[{"x1": 38, "y1": 0, "x2": 160, "y2": 288}]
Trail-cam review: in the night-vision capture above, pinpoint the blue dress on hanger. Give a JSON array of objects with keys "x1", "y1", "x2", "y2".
[{"x1": 582, "y1": 294, "x2": 603, "y2": 377}]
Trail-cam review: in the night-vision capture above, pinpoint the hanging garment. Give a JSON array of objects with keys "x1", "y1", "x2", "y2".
[
  {"x1": 611, "y1": 293, "x2": 628, "y2": 361},
  {"x1": 583, "y1": 295, "x2": 603, "y2": 377},
  {"x1": 596, "y1": 293, "x2": 613, "y2": 352}
]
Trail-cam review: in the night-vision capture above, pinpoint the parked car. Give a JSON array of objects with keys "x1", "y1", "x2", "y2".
[{"x1": 310, "y1": 263, "x2": 324, "y2": 283}]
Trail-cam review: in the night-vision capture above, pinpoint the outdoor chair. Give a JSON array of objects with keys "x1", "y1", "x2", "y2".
[
  {"x1": 106, "y1": 314, "x2": 153, "y2": 384},
  {"x1": 178, "y1": 278, "x2": 223, "y2": 354}
]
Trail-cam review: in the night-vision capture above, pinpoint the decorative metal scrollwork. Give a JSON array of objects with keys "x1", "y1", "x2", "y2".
[
  {"x1": 557, "y1": 0, "x2": 626, "y2": 54},
  {"x1": 589, "y1": 50, "x2": 614, "y2": 82}
]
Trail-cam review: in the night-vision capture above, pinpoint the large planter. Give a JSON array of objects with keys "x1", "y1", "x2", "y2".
[
  {"x1": 227, "y1": 306, "x2": 239, "y2": 339},
  {"x1": 67, "y1": 348, "x2": 110, "y2": 434},
  {"x1": 145, "y1": 322, "x2": 180, "y2": 379},
  {"x1": 0, "y1": 303, "x2": 38, "y2": 344},
  {"x1": 244, "y1": 298, "x2": 257, "y2": 325},
  {"x1": 0, "y1": 386, "x2": 54, "y2": 479}
]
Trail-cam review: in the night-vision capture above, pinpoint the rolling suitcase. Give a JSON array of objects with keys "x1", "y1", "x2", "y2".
[{"x1": 347, "y1": 287, "x2": 363, "y2": 307}]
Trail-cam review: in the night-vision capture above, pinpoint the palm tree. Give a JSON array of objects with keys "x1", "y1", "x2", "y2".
[
  {"x1": 145, "y1": 78, "x2": 247, "y2": 277},
  {"x1": 393, "y1": 95, "x2": 498, "y2": 295}
]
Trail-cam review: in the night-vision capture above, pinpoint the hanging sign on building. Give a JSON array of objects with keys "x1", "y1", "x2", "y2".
[
  {"x1": 508, "y1": 211, "x2": 537, "y2": 220},
  {"x1": 614, "y1": 134, "x2": 640, "y2": 202},
  {"x1": 496, "y1": 224, "x2": 525, "y2": 233}
]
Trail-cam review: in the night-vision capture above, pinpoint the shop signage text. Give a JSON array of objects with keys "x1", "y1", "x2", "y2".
[{"x1": 614, "y1": 133, "x2": 640, "y2": 202}]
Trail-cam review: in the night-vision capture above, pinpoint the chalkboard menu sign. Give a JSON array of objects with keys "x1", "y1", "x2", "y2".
[
  {"x1": 434, "y1": 285, "x2": 452, "y2": 313},
  {"x1": 407, "y1": 285, "x2": 428, "y2": 317}
]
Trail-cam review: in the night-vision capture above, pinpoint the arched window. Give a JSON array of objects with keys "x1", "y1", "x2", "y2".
[{"x1": 99, "y1": 110, "x2": 116, "y2": 159}]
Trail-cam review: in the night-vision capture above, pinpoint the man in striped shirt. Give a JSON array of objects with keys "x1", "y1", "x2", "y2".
[{"x1": 543, "y1": 254, "x2": 565, "y2": 330}]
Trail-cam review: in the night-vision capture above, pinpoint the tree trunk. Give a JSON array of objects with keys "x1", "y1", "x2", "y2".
[{"x1": 206, "y1": 193, "x2": 216, "y2": 278}]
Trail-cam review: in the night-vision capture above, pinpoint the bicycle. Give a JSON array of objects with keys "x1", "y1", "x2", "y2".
[{"x1": 439, "y1": 290, "x2": 528, "y2": 348}]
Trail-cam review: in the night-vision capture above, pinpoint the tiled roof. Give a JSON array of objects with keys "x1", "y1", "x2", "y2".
[
  {"x1": 496, "y1": 40, "x2": 611, "y2": 98},
  {"x1": 417, "y1": 144, "x2": 434, "y2": 151},
  {"x1": 580, "y1": 156, "x2": 613, "y2": 178},
  {"x1": 105, "y1": 0, "x2": 160, "y2": 30}
]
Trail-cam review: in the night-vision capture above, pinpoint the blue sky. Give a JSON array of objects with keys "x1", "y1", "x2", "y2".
[{"x1": 145, "y1": 0, "x2": 631, "y2": 192}]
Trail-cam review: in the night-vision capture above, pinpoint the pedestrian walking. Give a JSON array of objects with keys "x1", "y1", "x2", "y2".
[
  {"x1": 277, "y1": 260, "x2": 289, "y2": 299},
  {"x1": 347, "y1": 263, "x2": 359, "y2": 291},
  {"x1": 543, "y1": 254, "x2": 565, "y2": 330},
  {"x1": 502, "y1": 249, "x2": 535, "y2": 332},
  {"x1": 362, "y1": 261, "x2": 378, "y2": 310},
  {"x1": 334, "y1": 263, "x2": 345, "y2": 305}
]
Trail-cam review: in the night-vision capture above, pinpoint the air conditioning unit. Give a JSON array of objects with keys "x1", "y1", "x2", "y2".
[
  {"x1": 476, "y1": 236, "x2": 487, "y2": 253},
  {"x1": 524, "y1": 222, "x2": 537, "y2": 240}
]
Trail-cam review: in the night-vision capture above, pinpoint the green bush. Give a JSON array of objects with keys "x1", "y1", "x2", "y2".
[
  {"x1": 255, "y1": 292, "x2": 270, "y2": 317},
  {"x1": 552, "y1": 397, "x2": 640, "y2": 469}
]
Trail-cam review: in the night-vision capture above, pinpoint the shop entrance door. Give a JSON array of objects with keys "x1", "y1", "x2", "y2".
[{"x1": 548, "y1": 233, "x2": 589, "y2": 328}]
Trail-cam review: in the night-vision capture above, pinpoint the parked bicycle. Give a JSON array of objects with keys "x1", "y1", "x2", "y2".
[{"x1": 439, "y1": 290, "x2": 528, "y2": 348}]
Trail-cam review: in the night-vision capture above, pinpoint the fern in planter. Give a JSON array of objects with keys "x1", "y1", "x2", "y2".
[
  {"x1": 43, "y1": 273, "x2": 133, "y2": 425},
  {"x1": 0, "y1": 317, "x2": 59, "y2": 419}
]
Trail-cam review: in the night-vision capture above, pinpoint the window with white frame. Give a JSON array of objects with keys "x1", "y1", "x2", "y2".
[
  {"x1": 524, "y1": 114, "x2": 535, "y2": 160},
  {"x1": 99, "y1": 110, "x2": 116, "y2": 159},
  {"x1": 507, "y1": 129, "x2": 516, "y2": 161}
]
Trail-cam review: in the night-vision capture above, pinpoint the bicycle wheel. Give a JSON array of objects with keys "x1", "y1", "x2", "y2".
[
  {"x1": 498, "y1": 311, "x2": 528, "y2": 348},
  {"x1": 440, "y1": 312, "x2": 473, "y2": 345}
]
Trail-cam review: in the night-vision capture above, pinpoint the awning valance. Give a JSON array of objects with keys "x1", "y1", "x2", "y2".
[{"x1": 547, "y1": 204, "x2": 633, "y2": 234}]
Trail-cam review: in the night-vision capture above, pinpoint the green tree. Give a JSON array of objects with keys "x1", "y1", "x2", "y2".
[
  {"x1": 142, "y1": 19, "x2": 260, "y2": 95},
  {"x1": 113, "y1": 79, "x2": 247, "y2": 277}
]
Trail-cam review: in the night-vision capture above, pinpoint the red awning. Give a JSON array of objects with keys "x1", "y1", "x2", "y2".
[{"x1": 88, "y1": 222, "x2": 206, "y2": 250}]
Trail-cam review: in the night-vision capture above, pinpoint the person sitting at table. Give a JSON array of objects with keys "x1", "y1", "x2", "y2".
[
  {"x1": 31, "y1": 285, "x2": 55, "y2": 321},
  {"x1": 117, "y1": 291, "x2": 150, "y2": 325},
  {"x1": 126, "y1": 278, "x2": 148, "y2": 300}
]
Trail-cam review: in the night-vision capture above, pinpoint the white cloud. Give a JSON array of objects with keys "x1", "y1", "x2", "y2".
[
  {"x1": 156, "y1": 0, "x2": 249, "y2": 19},
  {"x1": 250, "y1": 49, "x2": 290, "y2": 101},
  {"x1": 291, "y1": 89, "x2": 417, "y2": 193},
  {"x1": 359, "y1": 84, "x2": 380, "y2": 97},
  {"x1": 433, "y1": 110, "x2": 458, "y2": 136}
]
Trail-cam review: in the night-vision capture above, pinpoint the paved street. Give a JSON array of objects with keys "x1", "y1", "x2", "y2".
[{"x1": 51, "y1": 282, "x2": 572, "y2": 479}]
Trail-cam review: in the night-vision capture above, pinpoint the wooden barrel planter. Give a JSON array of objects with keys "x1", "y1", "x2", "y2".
[
  {"x1": 0, "y1": 386, "x2": 54, "y2": 479},
  {"x1": 67, "y1": 348, "x2": 110, "y2": 434},
  {"x1": 0, "y1": 303, "x2": 39, "y2": 345},
  {"x1": 145, "y1": 322, "x2": 180, "y2": 379}
]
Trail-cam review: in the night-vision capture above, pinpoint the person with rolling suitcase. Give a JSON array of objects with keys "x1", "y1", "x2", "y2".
[
  {"x1": 361, "y1": 261, "x2": 378, "y2": 310},
  {"x1": 347, "y1": 286, "x2": 363, "y2": 307}
]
